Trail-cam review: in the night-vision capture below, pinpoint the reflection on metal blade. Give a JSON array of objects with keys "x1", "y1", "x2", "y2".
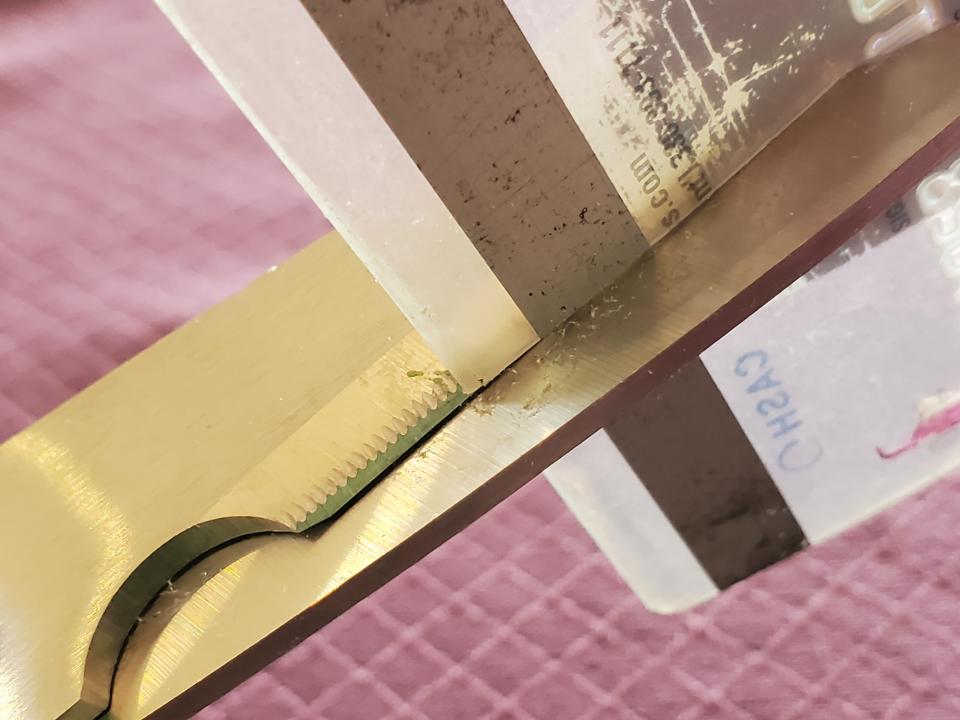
[{"x1": 0, "y1": 234, "x2": 465, "y2": 720}]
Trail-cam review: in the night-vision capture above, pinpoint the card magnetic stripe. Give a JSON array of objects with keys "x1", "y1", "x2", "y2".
[
  {"x1": 300, "y1": 0, "x2": 648, "y2": 337},
  {"x1": 604, "y1": 359, "x2": 808, "y2": 590}
]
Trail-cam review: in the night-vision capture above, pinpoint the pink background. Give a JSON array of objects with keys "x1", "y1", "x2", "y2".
[{"x1": 3, "y1": 1, "x2": 960, "y2": 718}]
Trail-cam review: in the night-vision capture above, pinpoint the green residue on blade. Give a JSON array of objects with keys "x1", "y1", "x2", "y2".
[{"x1": 296, "y1": 388, "x2": 467, "y2": 531}]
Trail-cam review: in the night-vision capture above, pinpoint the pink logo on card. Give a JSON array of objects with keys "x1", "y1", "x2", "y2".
[{"x1": 877, "y1": 390, "x2": 960, "y2": 460}]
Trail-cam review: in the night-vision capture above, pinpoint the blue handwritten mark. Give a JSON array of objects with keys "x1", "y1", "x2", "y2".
[{"x1": 735, "y1": 350, "x2": 823, "y2": 472}]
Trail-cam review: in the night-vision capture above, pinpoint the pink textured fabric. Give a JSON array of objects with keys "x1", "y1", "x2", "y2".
[{"x1": 3, "y1": 2, "x2": 960, "y2": 719}]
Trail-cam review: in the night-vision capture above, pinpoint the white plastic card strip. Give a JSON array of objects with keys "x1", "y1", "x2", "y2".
[
  {"x1": 546, "y1": 153, "x2": 960, "y2": 612},
  {"x1": 702, "y1": 157, "x2": 960, "y2": 545}
]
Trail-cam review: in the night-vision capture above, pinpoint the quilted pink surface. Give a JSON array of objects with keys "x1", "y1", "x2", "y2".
[{"x1": 3, "y1": 1, "x2": 960, "y2": 718}]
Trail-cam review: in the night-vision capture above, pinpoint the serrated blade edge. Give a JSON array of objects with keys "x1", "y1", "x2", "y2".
[{"x1": 206, "y1": 332, "x2": 465, "y2": 530}]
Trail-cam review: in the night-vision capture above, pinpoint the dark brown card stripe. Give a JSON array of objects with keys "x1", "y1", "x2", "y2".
[
  {"x1": 299, "y1": 0, "x2": 647, "y2": 336},
  {"x1": 605, "y1": 359, "x2": 807, "y2": 589}
]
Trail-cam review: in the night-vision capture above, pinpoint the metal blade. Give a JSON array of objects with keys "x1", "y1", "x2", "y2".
[{"x1": 0, "y1": 235, "x2": 464, "y2": 720}]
